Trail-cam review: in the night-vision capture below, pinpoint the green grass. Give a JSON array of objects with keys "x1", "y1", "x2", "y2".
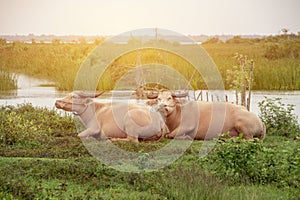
[
  {"x1": 0, "y1": 89, "x2": 299, "y2": 199},
  {"x1": 0, "y1": 132, "x2": 299, "y2": 199},
  {"x1": 0, "y1": 155, "x2": 298, "y2": 200}
]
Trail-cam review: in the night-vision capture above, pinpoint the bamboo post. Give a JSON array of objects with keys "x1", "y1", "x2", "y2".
[
  {"x1": 194, "y1": 91, "x2": 196, "y2": 101},
  {"x1": 240, "y1": 58, "x2": 246, "y2": 107},
  {"x1": 235, "y1": 89, "x2": 239, "y2": 105},
  {"x1": 200, "y1": 90, "x2": 203, "y2": 101},
  {"x1": 196, "y1": 90, "x2": 202, "y2": 101},
  {"x1": 247, "y1": 60, "x2": 254, "y2": 111}
]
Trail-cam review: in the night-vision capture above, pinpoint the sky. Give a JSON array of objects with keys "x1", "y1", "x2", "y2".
[{"x1": 0, "y1": 0, "x2": 299, "y2": 36}]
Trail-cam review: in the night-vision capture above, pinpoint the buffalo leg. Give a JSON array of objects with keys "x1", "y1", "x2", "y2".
[
  {"x1": 165, "y1": 128, "x2": 178, "y2": 139},
  {"x1": 78, "y1": 129, "x2": 100, "y2": 139},
  {"x1": 110, "y1": 135, "x2": 139, "y2": 143},
  {"x1": 165, "y1": 128, "x2": 193, "y2": 140},
  {"x1": 235, "y1": 123, "x2": 253, "y2": 140}
]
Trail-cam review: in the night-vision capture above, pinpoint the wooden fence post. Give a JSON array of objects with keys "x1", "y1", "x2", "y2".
[
  {"x1": 246, "y1": 60, "x2": 254, "y2": 111},
  {"x1": 240, "y1": 58, "x2": 246, "y2": 107}
]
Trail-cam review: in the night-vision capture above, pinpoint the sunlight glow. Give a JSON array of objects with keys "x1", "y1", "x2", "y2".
[{"x1": 0, "y1": 0, "x2": 299, "y2": 35}]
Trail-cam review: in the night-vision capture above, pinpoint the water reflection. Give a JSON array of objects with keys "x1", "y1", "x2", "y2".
[
  {"x1": 0, "y1": 90, "x2": 17, "y2": 99},
  {"x1": 0, "y1": 74, "x2": 66, "y2": 108},
  {"x1": 0, "y1": 74, "x2": 299, "y2": 123}
]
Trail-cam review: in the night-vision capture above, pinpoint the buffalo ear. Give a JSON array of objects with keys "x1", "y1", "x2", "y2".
[{"x1": 84, "y1": 98, "x2": 93, "y2": 104}]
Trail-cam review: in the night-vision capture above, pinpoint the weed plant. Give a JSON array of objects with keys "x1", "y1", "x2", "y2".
[
  {"x1": 258, "y1": 97, "x2": 300, "y2": 137},
  {"x1": 202, "y1": 136, "x2": 299, "y2": 189},
  {"x1": 0, "y1": 103, "x2": 76, "y2": 146}
]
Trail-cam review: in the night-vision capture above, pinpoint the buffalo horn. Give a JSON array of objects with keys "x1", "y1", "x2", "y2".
[
  {"x1": 75, "y1": 91, "x2": 105, "y2": 98},
  {"x1": 146, "y1": 91, "x2": 158, "y2": 99},
  {"x1": 171, "y1": 91, "x2": 189, "y2": 98}
]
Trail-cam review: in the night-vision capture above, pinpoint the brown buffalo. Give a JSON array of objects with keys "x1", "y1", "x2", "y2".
[
  {"x1": 55, "y1": 91, "x2": 166, "y2": 142},
  {"x1": 148, "y1": 90, "x2": 265, "y2": 140}
]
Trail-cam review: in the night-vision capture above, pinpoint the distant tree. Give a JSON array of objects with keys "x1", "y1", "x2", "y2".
[
  {"x1": 52, "y1": 39, "x2": 61, "y2": 45},
  {"x1": 94, "y1": 37, "x2": 105, "y2": 45},
  {"x1": 79, "y1": 37, "x2": 87, "y2": 45},
  {"x1": 128, "y1": 37, "x2": 142, "y2": 45},
  {"x1": 264, "y1": 43, "x2": 282, "y2": 59},
  {"x1": 226, "y1": 36, "x2": 254, "y2": 44},
  {"x1": 202, "y1": 37, "x2": 224, "y2": 44},
  {"x1": 0, "y1": 38, "x2": 7, "y2": 45},
  {"x1": 172, "y1": 41, "x2": 180, "y2": 46},
  {"x1": 264, "y1": 40, "x2": 300, "y2": 59}
]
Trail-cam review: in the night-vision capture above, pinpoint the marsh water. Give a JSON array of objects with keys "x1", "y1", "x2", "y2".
[{"x1": 1, "y1": 75, "x2": 300, "y2": 123}]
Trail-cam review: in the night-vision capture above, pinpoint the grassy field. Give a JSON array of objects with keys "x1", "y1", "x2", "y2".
[
  {"x1": 0, "y1": 104, "x2": 299, "y2": 199},
  {"x1": 0, "y1": 34, "x2": 300, "y2": 91}
]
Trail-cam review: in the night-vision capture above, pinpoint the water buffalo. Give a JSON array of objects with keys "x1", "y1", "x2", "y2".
[
  {"x1": 147, "y1": 90, "x2": 265, "y2": 140},
  {"x1": 55, "y1": 91, "x2": 166, "y2": 142}
]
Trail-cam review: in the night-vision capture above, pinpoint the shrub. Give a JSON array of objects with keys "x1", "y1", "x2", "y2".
[
  {"x1": 264, "y1": 41, "x2": 300, "y2": 59},
  {"x1": 0, "y1": 103, "x2": 76, "y2": 146},
  {"x1": 203, "y1": 137, "x2": 264, "y2": 183},
  {"x1": 203, "y1": 137, "x2": 300, "y2": 188},
  {"x1": 264, "y1": 43, "x2": 283, "y2": 59},
  {"x1": 202, "y1": 37, "x2": 224, "y2": 44},
  {"x1": 258, "y1": 97, "x2": 300, "y2": 137},
  {"x1": 226, "y1": 36, "x2": 253, "y2": 44}
]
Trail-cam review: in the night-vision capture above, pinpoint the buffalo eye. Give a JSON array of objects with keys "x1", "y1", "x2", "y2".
[{"x1": 73, "y1": 94, "x2": 81, "y2": 99}]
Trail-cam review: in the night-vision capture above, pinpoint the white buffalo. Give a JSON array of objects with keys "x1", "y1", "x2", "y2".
[
  {"x1": 55, "y1": 91, "x2": 166, "y2": 142},
  {"x1": 147, "y1": 90, "x2": 265, "y2": 140}
]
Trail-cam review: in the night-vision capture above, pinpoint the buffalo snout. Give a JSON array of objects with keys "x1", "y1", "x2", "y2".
[{"x1": 55, "y1": 100, "x2": 64, "y2": 109}]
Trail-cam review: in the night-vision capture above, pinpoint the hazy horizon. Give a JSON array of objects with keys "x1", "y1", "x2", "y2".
[{"x1": 0, "y1": 0, "x2": 299, "y2": 36}]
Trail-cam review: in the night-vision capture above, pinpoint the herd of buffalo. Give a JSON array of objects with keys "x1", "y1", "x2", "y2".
[{"x1": 55, "y1": 90, "x2": 265, "y2": 142}]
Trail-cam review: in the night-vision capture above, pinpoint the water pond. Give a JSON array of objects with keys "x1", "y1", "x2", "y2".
[{"x1": 1, "y1": 75, "x2": 299, "y2": 123}]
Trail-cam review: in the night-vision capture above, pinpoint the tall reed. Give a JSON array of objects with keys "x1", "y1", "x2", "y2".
[
  {"x1": 0, "y1": 39, "x2": 299, "y2": 91},
  {"x1": 0, "y1": 68, "x2": 17, "y2": 91}
]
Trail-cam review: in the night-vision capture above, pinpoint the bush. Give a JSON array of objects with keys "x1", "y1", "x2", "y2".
[
  {"x1": 203, "y1": 137, "x2": 264, "y2": 183},
  {"x1": 264, "y1": 43, "x2": 283, "y2": 59},
  {"x1": 0, "y1": 103, "x2": 76, "y2": 146},
  {"x1": 202, "y1": 137, "x2": 300, "y2": 188},
  {"x1": 202, "y1": 37, "x2": 224, "y2": 44},
  {"x1": 264, "y1": 41, "x2": 300, "y2": 59},
  {"x1": 226, "y1": 36, "x2": 253, "y2": 44},
  {"x1": 258, "y1": 97, "x2": 300, "y2": 137}
]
